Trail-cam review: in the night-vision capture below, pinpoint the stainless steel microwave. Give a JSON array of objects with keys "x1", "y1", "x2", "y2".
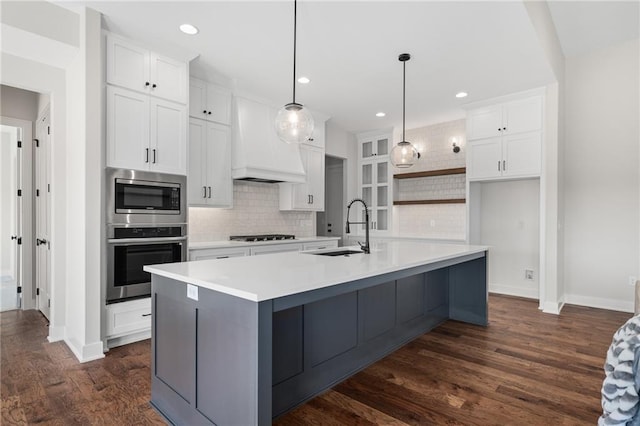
[{"x1": 106, "y1": 168, "x2": 186, "y2": 224}]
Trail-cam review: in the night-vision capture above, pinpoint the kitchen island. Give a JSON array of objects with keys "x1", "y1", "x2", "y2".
[{"x1": 144, "y1": 241, "x2": 488, "y2": 425}]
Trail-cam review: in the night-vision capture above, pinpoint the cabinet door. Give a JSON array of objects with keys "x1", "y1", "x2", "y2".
[
  {"x1": 503, "y1": 131, "x2": 541, "y2": 178},
  {"x1": 106, "y1": 36, "x2": 149, "y2": 93},
  {"x1": 189, "y1": 247, "x2": 249, "y2": 260},
  {"x1": 250, "y1": 243, "x2": 302, "y2": 256},
  {"x1": 149, "y1": 53, "x2": 187, "y2": 104},
  {"x1": 467, "y1": 137, "x2": 502, "y2": 180},
  {"x1": 306, "y1": 147, "x2": 325, "y2": 211},
  {"x1": 290, "y1": 150, "x2": 312, "y2": 209},
  {"x1": 206, "y1": 84, "x2": 232, "y2": 125},
  {"x1": 206, "y1": 122, "x2": 232, "y2": 207},
  {"x1": 188, "y1": 118, "x2": 208, "y2": 205},
  {"x1": 467, "y1": 105, "x2": 502, "y2": 140},
  {"x1": 189, "y1": 77, "x2": 208, "y2": 120},
  {"x1": 306, "y1": 117, "x2": 325, "y2": 149},
  {"x1": 150, "y1": 98, "x2": 187, "y2": 175},
  {"x1": 106, "y1": 86, "x2": 149, "y2": 171},
  {"x1": 503, "y1": 96, "x2": 542, "y2": 135}
]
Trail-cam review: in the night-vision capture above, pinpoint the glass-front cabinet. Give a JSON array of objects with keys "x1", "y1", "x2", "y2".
[{"x1": 357, "y1": 130, "x2": 392, "y2": 234}]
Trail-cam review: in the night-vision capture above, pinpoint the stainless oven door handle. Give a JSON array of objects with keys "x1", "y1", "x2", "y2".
[{"x1": 107, "y1": 236, "x2": 187, "y2": 244}]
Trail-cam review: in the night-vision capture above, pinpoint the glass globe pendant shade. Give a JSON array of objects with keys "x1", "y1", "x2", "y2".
[
  {"x1": 275, "y1": 102, "x2": 314, "y2": 144},
  {"x1": 390, "y1": 140, "x2": 421, "y2": 169}
]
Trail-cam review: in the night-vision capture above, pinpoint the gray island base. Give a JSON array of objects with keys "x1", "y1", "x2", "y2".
[{"x1": 146, "y1": 243, "x2": 488, "y2": 425}]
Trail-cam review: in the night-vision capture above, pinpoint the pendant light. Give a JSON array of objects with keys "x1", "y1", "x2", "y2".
[
  {"x1": 274, "y1": 0, "x2": 314, "y2": 144},
  {"x1": 390, "y1": 53, "x2": 420, "y2": 168}
]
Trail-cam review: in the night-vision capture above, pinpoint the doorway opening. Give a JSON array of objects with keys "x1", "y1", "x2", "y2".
[{"x1": 317, "y1": 155, "x2": 345, "y2": 245}]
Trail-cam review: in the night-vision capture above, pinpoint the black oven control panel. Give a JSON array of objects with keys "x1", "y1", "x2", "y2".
[{"x1": 113, "y1": 226, "x2": 183, "y2": 239}]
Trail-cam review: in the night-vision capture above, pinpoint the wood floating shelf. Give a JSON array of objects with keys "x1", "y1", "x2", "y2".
[
  {"x1": 393, "y1": 167, "x2": 466, "y2": 179},
  {"x1": 394, "y1": 199, "x2": 466, "y2": 205}
]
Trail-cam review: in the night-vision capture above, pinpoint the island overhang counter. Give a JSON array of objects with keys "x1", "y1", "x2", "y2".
[{"x1": 144, "y1": 241, "x2": 489, "y2": 425}]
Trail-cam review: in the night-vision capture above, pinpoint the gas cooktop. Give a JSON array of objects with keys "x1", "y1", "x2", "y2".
[{"x1": 229, "y1": 234, "x2": 296, "y2": 242}]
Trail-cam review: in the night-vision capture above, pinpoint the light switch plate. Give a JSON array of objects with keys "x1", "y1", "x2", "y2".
[{"x1": 187, "y1": 284, "x2": 199, "y2": 301}]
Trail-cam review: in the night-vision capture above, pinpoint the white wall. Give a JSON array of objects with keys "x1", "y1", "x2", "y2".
[
  {"x1": 0, "y1": 85, "x2": 39, "y2": 120},
  {"x1": 479, "y1": 179, "x2": 540, "y2": 298},
  {"x1": 563, "y1": 38, "x2": 639, "y2": 312},
  {"x1": 325, "y1": 120, "x2": 357, "y2": 237}
]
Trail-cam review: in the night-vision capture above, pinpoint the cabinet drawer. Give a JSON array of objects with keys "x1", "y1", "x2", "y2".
[
  {"x1": 189, "y1": 247, "x2": 250, "y2": 260},
  {"x1": 250, "y1": 243, "x2": 302, "y2": 256},
  {"x1": 106, "y1": 298, "x2": 151, "y2": 338},
  {"x1": 302, "y1": 241, "x2": 338, "y2": 251}
]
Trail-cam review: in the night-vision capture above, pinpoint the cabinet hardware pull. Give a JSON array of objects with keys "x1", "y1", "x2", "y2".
[
  {"x1": 503, "y1": 127, "x2": 507, "y2": 131},
  {"x1": 145, "y1": 148, "x2": 149, "y2": 163},
  {"x1": 203, "y1": 186, "x2": 207, "y2": 198},
  {"x1": 498, "y1": 161, "x2": 501, "y2": 171},
  {"x1": 498, "y1": 128, "x2": 501, "y2": 132},
  {"x1": 153, "y1": 149, "x2": 157, "y2": 163},
  {"x1": 145, "y1": 82, "x2": 150, "y2": 87},
  {"x1": 208, "y1": 186, "x2": 212, "y2": 198},
  {"x1": 208, "y1": 111, "x2": 212, "y2": 115},
  {"x1": 141, "y1": 313, "x2": 152, "y2": 317},
  {"x1": 203, "y1": 110, "x2": 207, "y2": 114},
  {"x1": 503, "y1": 160, "x2": 506, "y2": 171},
  {"x1": 152, "y1": 83, "x2": 157, "y2": 88}
]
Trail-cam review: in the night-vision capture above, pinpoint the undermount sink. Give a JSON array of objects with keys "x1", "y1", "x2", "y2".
[{"x1": 309, "y1": 249, "x2": 364, "y2": 257}]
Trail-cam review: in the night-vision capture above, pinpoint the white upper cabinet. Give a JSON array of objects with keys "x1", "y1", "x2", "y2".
[
  {"x1": 467, "y1": 96, "x2": 542, "y2": 140},
  {"x1": 279, "y1": 145, "x2": 325, "y2": 211},
  {"x1": 106, "y1": 35, "x2": 187, "y2": 104},
  {"x1": 189, "y1": 77, "x2": 232, "y2": 125},
  {"x1": 466, "y1": 92, "x2": 543, "y2": 181},
  {"x1": 188, "y1": 118, "x2": 232, "y2": 208},
  {"x1": 357, "y1": 131, "x2": 392, "y2": 234},
  {"x1": 107, "y1": 85, "x2": 187, "y2": 174}
]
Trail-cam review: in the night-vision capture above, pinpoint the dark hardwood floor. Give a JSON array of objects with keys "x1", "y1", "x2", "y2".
[{"x1": 1, "y1": 295, "x2": 632, "y2": 425}]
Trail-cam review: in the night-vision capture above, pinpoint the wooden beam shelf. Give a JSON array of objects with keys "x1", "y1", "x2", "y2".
[
  {"x1": 394, "y1": 199, "x2": 466, "y2": 205},
  {"x1": 393, "y1": 167, "x2": 466, "y2": 179}
]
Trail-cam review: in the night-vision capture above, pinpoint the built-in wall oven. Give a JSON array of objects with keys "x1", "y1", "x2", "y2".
[{"x1": 106, "y1": 168, "x2": 187, "y2": 303}]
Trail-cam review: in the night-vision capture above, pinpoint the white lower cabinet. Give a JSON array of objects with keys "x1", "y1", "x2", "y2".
[
  {"x1": 105, "y1": 298, "x2": 151, "y2": 348},
  {"x1": 189, "y1": 246, "x2": 250, "y2": 260}
]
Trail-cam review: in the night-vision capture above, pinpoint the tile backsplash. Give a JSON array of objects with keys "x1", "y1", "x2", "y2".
[
  {"x1": 188, "y1": 181, "x2": 315, "y2": 242},
  {"x1": 392, "y1": 118, "x2": 467, "y2": 240}
]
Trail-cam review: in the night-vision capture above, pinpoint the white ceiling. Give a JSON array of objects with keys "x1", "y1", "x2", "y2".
[{"x1": 62, "y1": 1, "x2": 636, "y2": 134}]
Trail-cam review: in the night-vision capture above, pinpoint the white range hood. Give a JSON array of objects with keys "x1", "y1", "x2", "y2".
[{"x1": 232, "y1": 96, "x2": 305, "y2": 183}]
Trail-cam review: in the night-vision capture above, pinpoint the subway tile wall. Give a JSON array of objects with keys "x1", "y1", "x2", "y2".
[
  {"x1": 393, "y1": 118, "x2": 467, "y2": 240},
  {"x1": 188, "y1": 181, "x2": 315, "y2": 242}
]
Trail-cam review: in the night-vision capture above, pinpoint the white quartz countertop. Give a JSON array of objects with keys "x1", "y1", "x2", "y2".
[
  {"x1": 145, "y1": 241, "x2": 488, "y2": 302},
  {"x1": 189, "y1": 236, "x2": 340, "y2": 250}
]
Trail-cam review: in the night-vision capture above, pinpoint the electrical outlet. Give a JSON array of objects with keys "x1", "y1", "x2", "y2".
[
  {"x1": 525, "y1": 269, "x2": 534, "y2": 280},
  {"x1": 629, "y1": 276, "x2": 638, "y2": 287}
]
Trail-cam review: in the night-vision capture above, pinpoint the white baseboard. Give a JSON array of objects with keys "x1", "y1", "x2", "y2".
[
  {"x1": 47, "y1": 325, "x2": 65, "y2": 342},
  {"x1": 106, "y1": 329, "x2": 151, "y2": 349},
  {"x1": 564, "y1": 294, "x2": 634, "y2": 313},
  {"x1": 64, "y1": 336, "x2": 106, "y2": 363},
  {"x1": 489, "y1": 283, "x2": 539, "y2": 300},
  {"x1": 542, "y1": 299, "x2": 565, "y2": 315}
]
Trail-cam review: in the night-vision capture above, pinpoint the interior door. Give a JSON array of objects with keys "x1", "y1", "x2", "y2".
[
  {"x1": 35, "y1": 111, "x2": 51, "y2": 320},
  {"x1": 0, "y1": 124, "x2": 21, "y2": 311}
]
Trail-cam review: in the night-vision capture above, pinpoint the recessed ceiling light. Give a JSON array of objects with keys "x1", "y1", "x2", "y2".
[
  {"x1": 297, "y1": 77, "x2": 310, "y2": 84},
  {"x1": 179, "y1": 24, "x2": 199, "y2": 35},
  {"x1": 455, "y1": 92, "x2": 468, "y2": 98},
  {"x1": 376, "y1": 112, "x2": 386, "y2": 117}
]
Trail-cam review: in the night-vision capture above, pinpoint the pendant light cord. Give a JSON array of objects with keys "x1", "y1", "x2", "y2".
[
  {"x1": 402, "y1": 58, "x2": 406, "y2": 142},
  {"x1": 292, "y1": 0, "x2": 297, "y2": 104}
]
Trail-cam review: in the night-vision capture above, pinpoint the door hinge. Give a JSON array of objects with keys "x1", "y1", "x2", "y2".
[
  {"x1": 36, "y1": 288, "x2": 40, "y2": 296},
  {"x1": 36, "y1": 189, "x2": 40, "y2": 197},
  {"x1": 17, "y1": 189, "x2": 22, "y2": 197},
  {"x1": 47, "y1": 126, "x2": 50, "y2": 135},
  {"x1": 17, "y1": 140, "x2": 22, "y2": 148},
  {"x1": 34, "y1": 138, "x2": 39, "y2": 147},
  {"x1": 17, "y1": 286, "x2": 22, "y2": 294}
]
